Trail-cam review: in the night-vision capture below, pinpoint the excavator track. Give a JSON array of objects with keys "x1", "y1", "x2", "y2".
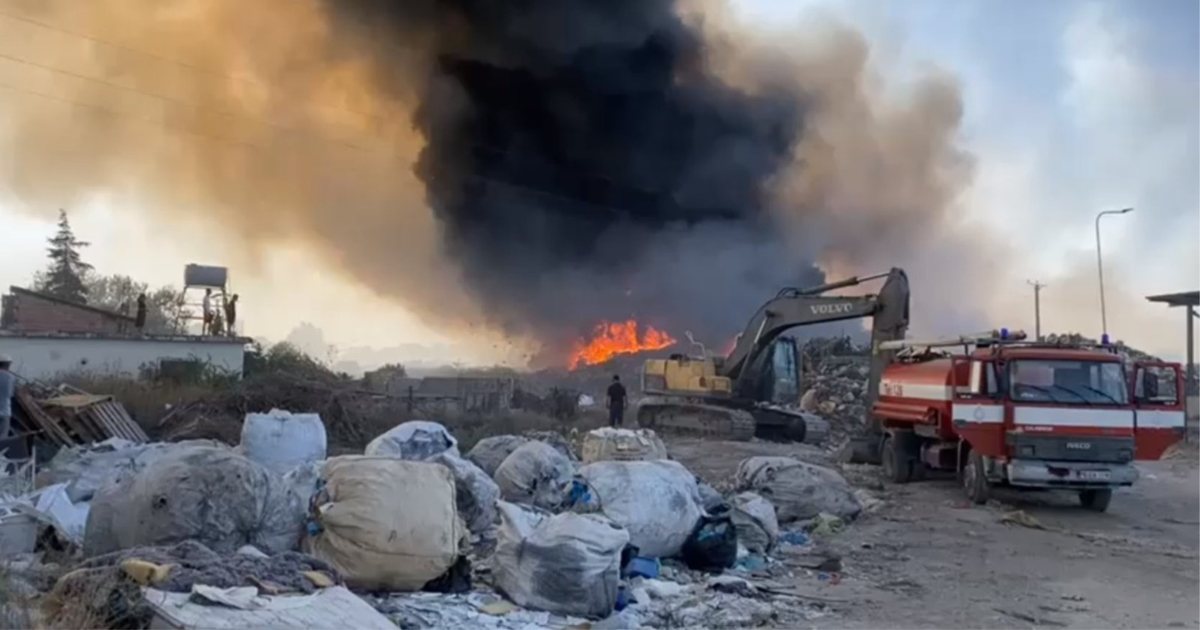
[{"x1": 634, "y1": 396, "x2": 756, "y2": 441}]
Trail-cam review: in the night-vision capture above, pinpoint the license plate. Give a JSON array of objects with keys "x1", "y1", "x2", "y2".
[{"x1": 1078, "y1": 470, "x2": 1111, "y2": 481}]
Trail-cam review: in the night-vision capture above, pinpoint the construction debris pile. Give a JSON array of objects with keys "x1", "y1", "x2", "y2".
[
  {"x1": 0, "y1": 411, "x2": 870, "y2": 629},
  {"x1": 796, "y1": 337, "x2": 872, "y2": 442}
]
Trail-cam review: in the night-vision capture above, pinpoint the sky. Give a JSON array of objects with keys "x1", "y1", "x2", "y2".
[{"x1": 0, "y1": 0, "x2": 1196, "y2": 367}]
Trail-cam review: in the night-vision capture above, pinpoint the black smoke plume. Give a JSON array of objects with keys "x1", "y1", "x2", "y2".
[{"x1": 326, "y1": 0, "x2": 825, "y2": 360}]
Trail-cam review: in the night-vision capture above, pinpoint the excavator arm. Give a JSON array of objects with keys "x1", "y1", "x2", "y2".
[{"x1": 720, "y1": 268, "x2": 910, "y2": 401}]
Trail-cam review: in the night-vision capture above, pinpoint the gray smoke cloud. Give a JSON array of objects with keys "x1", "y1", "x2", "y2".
[{"x1": 0, "y1": 0, "x2": 974, "y2": 365}]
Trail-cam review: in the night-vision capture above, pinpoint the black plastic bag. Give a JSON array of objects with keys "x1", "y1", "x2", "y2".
[{"x1": 681, "y1": 508, "x2": 738, "y2": 573}]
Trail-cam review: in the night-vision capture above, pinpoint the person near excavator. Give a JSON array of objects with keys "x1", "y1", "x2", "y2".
[{"x1": 606, "y1": 374, "x2": 627, "y2": 428}]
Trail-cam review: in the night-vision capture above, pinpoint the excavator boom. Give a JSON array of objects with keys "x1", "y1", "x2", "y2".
[{"x1": 637, "y1": 268, "x2": 910, "y2": 444}]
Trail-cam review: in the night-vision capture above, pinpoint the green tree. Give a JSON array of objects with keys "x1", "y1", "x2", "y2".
[
  {"x1": 83, "y1": 273, "x2": 190, "y2": 334},
  {"x1": 34, "y1": 210, "x2": 93, "y2": 303}
]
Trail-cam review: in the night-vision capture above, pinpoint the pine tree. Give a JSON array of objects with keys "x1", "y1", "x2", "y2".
[{"x1": 36, "y1": 210, "x2": 93, "y2": 303}]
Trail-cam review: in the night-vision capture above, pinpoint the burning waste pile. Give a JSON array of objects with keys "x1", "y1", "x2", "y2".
[{"x1": 0, "y1": 409, "x2": 869, "y2": 628}]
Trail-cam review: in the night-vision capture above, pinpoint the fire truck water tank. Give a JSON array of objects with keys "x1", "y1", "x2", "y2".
[{"x1": 184, "y1": 264, "x2": 228, "y2": 288}]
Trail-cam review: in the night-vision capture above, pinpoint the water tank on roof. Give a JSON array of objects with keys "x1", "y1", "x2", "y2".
[{"x1": 184, "y1": 264, "x2": 228, "y2": 288}]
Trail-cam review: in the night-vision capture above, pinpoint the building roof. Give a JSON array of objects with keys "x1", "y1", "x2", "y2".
[
  {"x1": 0, "y1": 329, "x2": 252, "y2": 345},
  {"x1": 8, "y1": 285, "x2": 136, "y2": 322},
  {"x1": 1146, "y1": 290, "x2": 1200, "y2": 307}
]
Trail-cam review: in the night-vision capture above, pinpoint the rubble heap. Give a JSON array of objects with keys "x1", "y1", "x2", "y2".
[{"x1": 798, "y1": 337, "x2": 872, "y2": 442}]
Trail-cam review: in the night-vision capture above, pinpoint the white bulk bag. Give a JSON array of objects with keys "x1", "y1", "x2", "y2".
[
  {"x1": 364, "y1": 421, "x2": 459, "y2": 460},
  {"x1": 494, "y1": 502, "x2": 628, "y2": 617},
  {"x1": 304, "y1": 456, "x2": 464, "y2": 591},
  {"x1": 580, "y1": 428, "x2": 668, "y2": 464},
  {"x1": 735, "y1": 456, "x2": 861, "y2": 522},
  {"x1": 493, "y1": 441, "x2": 574, "y2": 511},
  {"x1": 579, "y1": 460, "x2": 702, "y2": 558},
  {"x1": 240, "y1": 409, "x2": 327, "y2": 475}
]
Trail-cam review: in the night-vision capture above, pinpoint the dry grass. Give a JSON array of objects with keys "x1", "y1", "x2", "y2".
[
  {"x1": 58, "y1": 374, "x2": 216, "y2": 435},
  {"x1": 57, "y1": 371, "x2": 604, "y2": 455}
]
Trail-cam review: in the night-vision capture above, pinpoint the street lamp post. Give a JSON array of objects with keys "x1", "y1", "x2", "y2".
[{"x1": 1094, "y1": 207, "x2": 1134, "y2": 341}]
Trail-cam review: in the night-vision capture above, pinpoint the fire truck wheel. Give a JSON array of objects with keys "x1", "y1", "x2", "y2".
[
  {"x1": 962, "y1": 450, "x2": 990, "y2": 504},
  {"x1": 881, "y1": 435, "x2": 912, "y2": 484},
  {"x1": 1078, "y1": 489, "x2": 1112, "y2": 512}
]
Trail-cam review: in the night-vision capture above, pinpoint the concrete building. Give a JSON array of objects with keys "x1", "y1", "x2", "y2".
[
  {"x1": 1, "y1": 286, "x2": 136, "y2": 334},
  {"x1": 0, "y1": 286, "x2": 248, "y2": 380}
]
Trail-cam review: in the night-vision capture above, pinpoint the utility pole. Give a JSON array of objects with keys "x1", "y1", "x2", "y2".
[
  {"x1": 1027, "y1": 280, "x2": 1046, "y2": 340},
  {"x1": 1094, "y1": 207, "x2": 1134, "y2": 342}
]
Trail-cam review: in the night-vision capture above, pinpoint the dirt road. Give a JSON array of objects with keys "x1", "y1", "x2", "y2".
[{"x1": 668, "y1": 437, "x2": 1200, "y2": 629}]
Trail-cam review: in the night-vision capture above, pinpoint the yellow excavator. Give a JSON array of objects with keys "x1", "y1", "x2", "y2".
[{"x1": 636, "y1": 268, "x2": 910, "y2": 447}]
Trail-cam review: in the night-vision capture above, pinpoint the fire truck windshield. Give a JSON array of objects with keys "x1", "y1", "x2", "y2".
[{"x1": 1009, "y1": 360, "x2": 1128, "y2": 405}]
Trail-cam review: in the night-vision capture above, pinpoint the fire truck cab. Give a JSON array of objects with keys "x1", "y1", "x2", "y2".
[{"x1": 873, "y1": 333, "x2": 1186, "y2": 512}]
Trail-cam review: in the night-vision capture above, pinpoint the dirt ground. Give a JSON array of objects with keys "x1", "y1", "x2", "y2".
[{"x1": 667, "y1": 437, "x2": 1200, "y2": 629}]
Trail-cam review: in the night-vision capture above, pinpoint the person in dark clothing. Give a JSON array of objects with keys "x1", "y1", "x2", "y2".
[
  {"x1": 224, "y1": 294, "x2": 239, "y2": 335},
  {"x1": 606, "y1": 374, "x2": 627, "y2": 427},
  {"x1": 135, "y1": 293, "x2": 148, "y2": 330}
]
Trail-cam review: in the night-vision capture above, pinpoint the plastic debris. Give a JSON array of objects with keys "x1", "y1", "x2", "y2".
[
  {"x1": 681, "y1": 509, "x2": 738, "y2": 573},
  {"x1": 807, "y1": 512, "x2": 846, "y2": 537}
]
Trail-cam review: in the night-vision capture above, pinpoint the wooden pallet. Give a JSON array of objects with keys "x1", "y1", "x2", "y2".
[{"x1": 15, "y1": 388, "x2": 148, "y2": 446}]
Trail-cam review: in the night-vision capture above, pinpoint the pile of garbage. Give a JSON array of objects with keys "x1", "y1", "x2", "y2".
[
  {"x1": 0, "y1": 414, "x2": 867, "y2": 628},
  {"x1": 797, "y1": 337, "x2": 872, "y2": 441}
]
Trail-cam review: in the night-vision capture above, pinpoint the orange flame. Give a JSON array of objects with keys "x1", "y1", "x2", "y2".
[{"x1": 567, "y1": 320, "x2": 677, "y2": 370}]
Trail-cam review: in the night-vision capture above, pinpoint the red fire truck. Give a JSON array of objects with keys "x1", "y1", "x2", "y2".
[{"x1": 871, "y1": 331, "x2": 1186, "y2": 511}]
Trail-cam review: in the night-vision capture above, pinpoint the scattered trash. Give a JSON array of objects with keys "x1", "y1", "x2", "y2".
[
  {"x1": 240, "y1": 409, "x2": 327, "y2": 475},
  {"x1": 625, "y1": 556, "x2": 661, "y2": 579},
  {"x1": 682, "y1": 508, "x2": 738, "y2": 572},
  {"x1": 735, "y1": 456, "x2": 861, "y2": 523},
  {"x1": 364, "y1": 420, "x2": 460, "y2": 460},
  {"x1": 614, "y1": 584, "x2": 630, "y2": 611},
  {"x1": 0, "y1": 505, "x2": 39, "y2": 557},
  {"x1": 190, "y1": 584, "x2": 261, "y2": 609},
  {"x1": 816, "y1": 572, "x2": 842, "y2": 585},
  {"x1": 84, "y1": 445, "x2": 306, "y2": 556},
  {"x1": 993, "y1": 607, "x2": 1068, "y2": 627},
  {"x1": 493, "y1": 501, "x2": 628, "y2": 617},
  {"x1": 807, "y1": 512, "x2": 846, "y2": 537},
  {"x1": 735, "y1": 553, "x2": 767, "y2": 572},
  {"x1": 730, "y1": 492, "x2": 779, "y2": 553},
  {"x1": 478, "y1": 599, "x2": 517, "y2": 616},
  {"x1": 642, "y1": 578, "x2": 687, "y2": 599},
  {"x1": 778, "y1": 530, "x2": 810, "y2": 546},
  {"x1": 431, "y1": 452, "x2": 500, "y2": 537},
  {"x1": 1000, "y1": 510, "x2": 1046, "y2": 530},
  {"x1": 581, "y1": 427, "x2": 668, "y2": 463},
  {"x1": 708, "y1": 575, "x2": 756, "y2": 596},
  {"x1": 304, "y1": 456, "x2": 464, "y2": 591},
  {"x1": 145, "y1": 585, "x2": 394, "y2": 630},
  {"x1": 45, "y1": 539, "x2": 341, "y2": 628},
  {"x1": 494, "y1": 441, "x2": 575, "y2": 511}
]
